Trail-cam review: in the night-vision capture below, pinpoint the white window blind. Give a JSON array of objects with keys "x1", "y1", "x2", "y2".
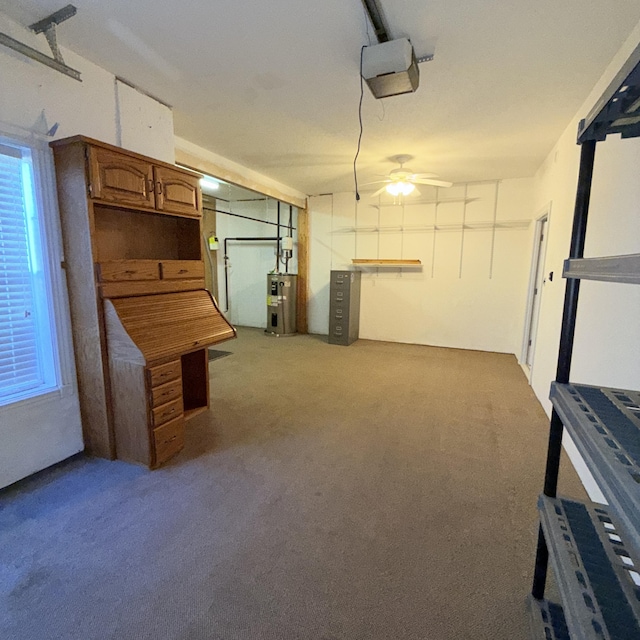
[{"x1": 0, "y1": 141, "x2": 56, "y2": 404}]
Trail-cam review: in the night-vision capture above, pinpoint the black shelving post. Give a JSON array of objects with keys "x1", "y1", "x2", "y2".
[{"x1": 531, "y1": 139, "x2": 596, "y2": 600}]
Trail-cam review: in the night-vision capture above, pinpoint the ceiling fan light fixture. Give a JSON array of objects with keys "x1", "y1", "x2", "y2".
[{"x1": 386, "y1": 181, "x2": 415, "y2": 196}]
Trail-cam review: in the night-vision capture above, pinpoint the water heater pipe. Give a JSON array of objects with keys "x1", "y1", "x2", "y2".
[
  {"x1": 275, "y1": 202, "x2": 281, "y2": 272},
  {"x1": 284, "y1": 205, "x2": 293, "y2": 273}
]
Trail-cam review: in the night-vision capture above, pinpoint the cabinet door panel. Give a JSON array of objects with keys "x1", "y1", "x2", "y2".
[
  {"x1": 154, "y1": 166, "x2": 201, "y2": 217},
  {"x1": 89, "y1": 147, "x2": 155, "y2": 208}
]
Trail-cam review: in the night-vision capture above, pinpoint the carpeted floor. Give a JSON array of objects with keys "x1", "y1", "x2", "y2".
[
  {"x1": 208, "y1": 349, "x2": 233, "y2": 362},
  {"x1": 0, "y1": 328, "x2": 584, "y2": 639}
]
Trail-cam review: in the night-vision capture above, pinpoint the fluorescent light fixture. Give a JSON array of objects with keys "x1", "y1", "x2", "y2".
[
  {"x1": 386, "y1": 181, "x2": 415, "y2": 196},
  {"x1": 200, "y1": 176, "x2": 220, "y2": 193}
]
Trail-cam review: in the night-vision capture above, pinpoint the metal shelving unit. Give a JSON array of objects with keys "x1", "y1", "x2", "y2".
[
  {"x1": 529, "y1": 40, "x2": 640, "y2": 638},
  {"x1": 538, "y1": 496, "x2": 640, "y2": 639},
  {"x1": 563, "y1": 254, "x2": 640, "y2": 284}
]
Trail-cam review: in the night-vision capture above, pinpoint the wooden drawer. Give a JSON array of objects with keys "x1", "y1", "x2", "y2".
[
  {"x1": 160, "y1": 260, "x2": 205, "y2": 280},
  {"x1": 152, "y1": 417, "x2": 184, "y2": 467},
  {"x1": 151, "y1": 377, "x2": 182, "y2": 407},
  {"x1": 152, "y1": 397, "x2": 183, "y2": 427},
  {"x1": 148, "y1": 360, "x2": 181, "y2": 387},
  {"x1": 98, "y1": 260, "x2": 160, "y2": 282}
]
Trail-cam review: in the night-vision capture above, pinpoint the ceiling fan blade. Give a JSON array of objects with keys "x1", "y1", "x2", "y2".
[
  {"x1": 412, "y1": 178, "x2": 453, "y2": 188},
  {"x1": 409, "y1": 173, "x2": 437, "y2": 179},
  {"x1": 370, "y1": 186, "x2": 388, "y2": 197},
  {"x1": 360, "y1": 179, "x2": 389, "y2": 186}
]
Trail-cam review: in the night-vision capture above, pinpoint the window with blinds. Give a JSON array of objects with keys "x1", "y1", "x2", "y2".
[{"x1": 0, "y1": 141, "x2": 57, "y2": 405}]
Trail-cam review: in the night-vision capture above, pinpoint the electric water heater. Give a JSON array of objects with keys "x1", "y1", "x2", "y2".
[{"x1": 266, "y1": 273, "x2": 297, "y2": 336}]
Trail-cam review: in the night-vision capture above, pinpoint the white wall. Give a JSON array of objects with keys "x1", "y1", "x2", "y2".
[
  {"x1": 529, "y1": 26, "x2": 640, "y2": 415},
  {"x1": 216, "y1": 199, "x2": 298, "y2": 328},
  {"x1": 0, "y1": 11, "x2": 175, "y2": 486},
  {"x1": 0, "y1": 12, "x2": 174, "y2": 161},
  {"x1": 115, "y1": 80, "x2": 174, "y2": 162},
  {"x1": 309, "y1": 178, "x2": 536, "y2": 355}
]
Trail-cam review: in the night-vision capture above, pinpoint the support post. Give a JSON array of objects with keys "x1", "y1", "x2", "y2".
[
  {"x1": 296, "y1": 203, "x2": 309, "y2": 334},
  {"x1": 556, "y1": 140, "x2": 597, "y2": 382},
  {"x1": 531, "y1": 139, "x2": 597, "y2": 599},
  {"x1": 532, "y1": 525, "x2": 549, "y2": 600}
]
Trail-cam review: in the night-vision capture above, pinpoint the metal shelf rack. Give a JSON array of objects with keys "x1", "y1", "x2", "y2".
[{"x1": 530, "y1": 40, "x2": 640, "y2": 638}]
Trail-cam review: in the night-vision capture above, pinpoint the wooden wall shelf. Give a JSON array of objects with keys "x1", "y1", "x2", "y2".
[
  {"x1": 333, "y1": 220, "x2": 531, "y2": 234},
  {"x1": 351, "y1": 259, "x2": 422, "y2": 267}
]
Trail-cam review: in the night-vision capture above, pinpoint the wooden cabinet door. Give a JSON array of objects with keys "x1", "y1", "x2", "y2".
[
  {"x1": 89, "y1": 147, "x2": 155, "y2": 208},
  {"x1": 154, "y1": 166, "x2": 201, "y2": 217}
]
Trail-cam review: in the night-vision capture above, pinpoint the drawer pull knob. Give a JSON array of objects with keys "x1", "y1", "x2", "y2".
[{"x1": 178, "y1": 269, "x2": 187, "y2": 274}]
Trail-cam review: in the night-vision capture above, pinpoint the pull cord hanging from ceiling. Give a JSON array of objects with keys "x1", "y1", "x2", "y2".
[{"x1": 353, "y1": 44, "x2": 366, "y2": 202}]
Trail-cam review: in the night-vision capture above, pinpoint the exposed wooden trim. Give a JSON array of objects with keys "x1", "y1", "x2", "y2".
[
  {"x1": 174, "y1": 148, "x2": 306, "y2": 210},
  {"x1": 296, "y1": 202, "x2": 309, "y2": 334}
]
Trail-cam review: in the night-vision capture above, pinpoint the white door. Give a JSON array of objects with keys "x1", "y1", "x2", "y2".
[
  {"x1": 524, "y1": 215, "x2": 549, "y2": 369},
  {"x1": 0, "y1": 135, "x2": 83, "y2": 488}
]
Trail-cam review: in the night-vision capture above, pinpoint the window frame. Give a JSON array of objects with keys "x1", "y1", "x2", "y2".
[{"x1": 0, "y1": 131, "x2": 77, "y2": 409}]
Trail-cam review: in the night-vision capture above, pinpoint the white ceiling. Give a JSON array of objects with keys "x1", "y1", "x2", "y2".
[{"x1": 2, "y1": 1, "x2": 640, "y2": 195}]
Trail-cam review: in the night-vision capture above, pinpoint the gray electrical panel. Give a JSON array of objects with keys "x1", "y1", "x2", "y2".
[{"x1": 328, "y1": 270, "x2": 361, "y2": 345}]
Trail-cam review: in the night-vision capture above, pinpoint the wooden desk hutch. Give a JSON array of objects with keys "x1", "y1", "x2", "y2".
[{"x1": 51, "y1": 136, "x2": 236, "y2": 468}]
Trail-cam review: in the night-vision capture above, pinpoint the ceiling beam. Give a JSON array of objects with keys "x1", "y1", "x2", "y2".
[{"x1": 175, "y1": 148, "x2": 306, "y2": 210}]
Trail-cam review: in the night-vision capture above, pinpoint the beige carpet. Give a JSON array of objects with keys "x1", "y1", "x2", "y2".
[{"x1": 0, "y1": 328, "x2": 584, "y2": 639}]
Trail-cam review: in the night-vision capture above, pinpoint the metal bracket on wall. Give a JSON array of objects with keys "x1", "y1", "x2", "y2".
[{"x1": 0, "y1": 4, "x2": 81, "y2": 81}]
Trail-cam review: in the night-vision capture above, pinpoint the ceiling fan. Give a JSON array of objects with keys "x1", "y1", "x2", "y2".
[{"x1": 365, "y1": 155, "x2": 453, "y2": 197}]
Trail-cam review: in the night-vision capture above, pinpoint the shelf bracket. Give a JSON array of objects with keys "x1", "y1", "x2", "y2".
[{"x1": 0, "y1": 4, "x2": 81, "y2": 82}]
